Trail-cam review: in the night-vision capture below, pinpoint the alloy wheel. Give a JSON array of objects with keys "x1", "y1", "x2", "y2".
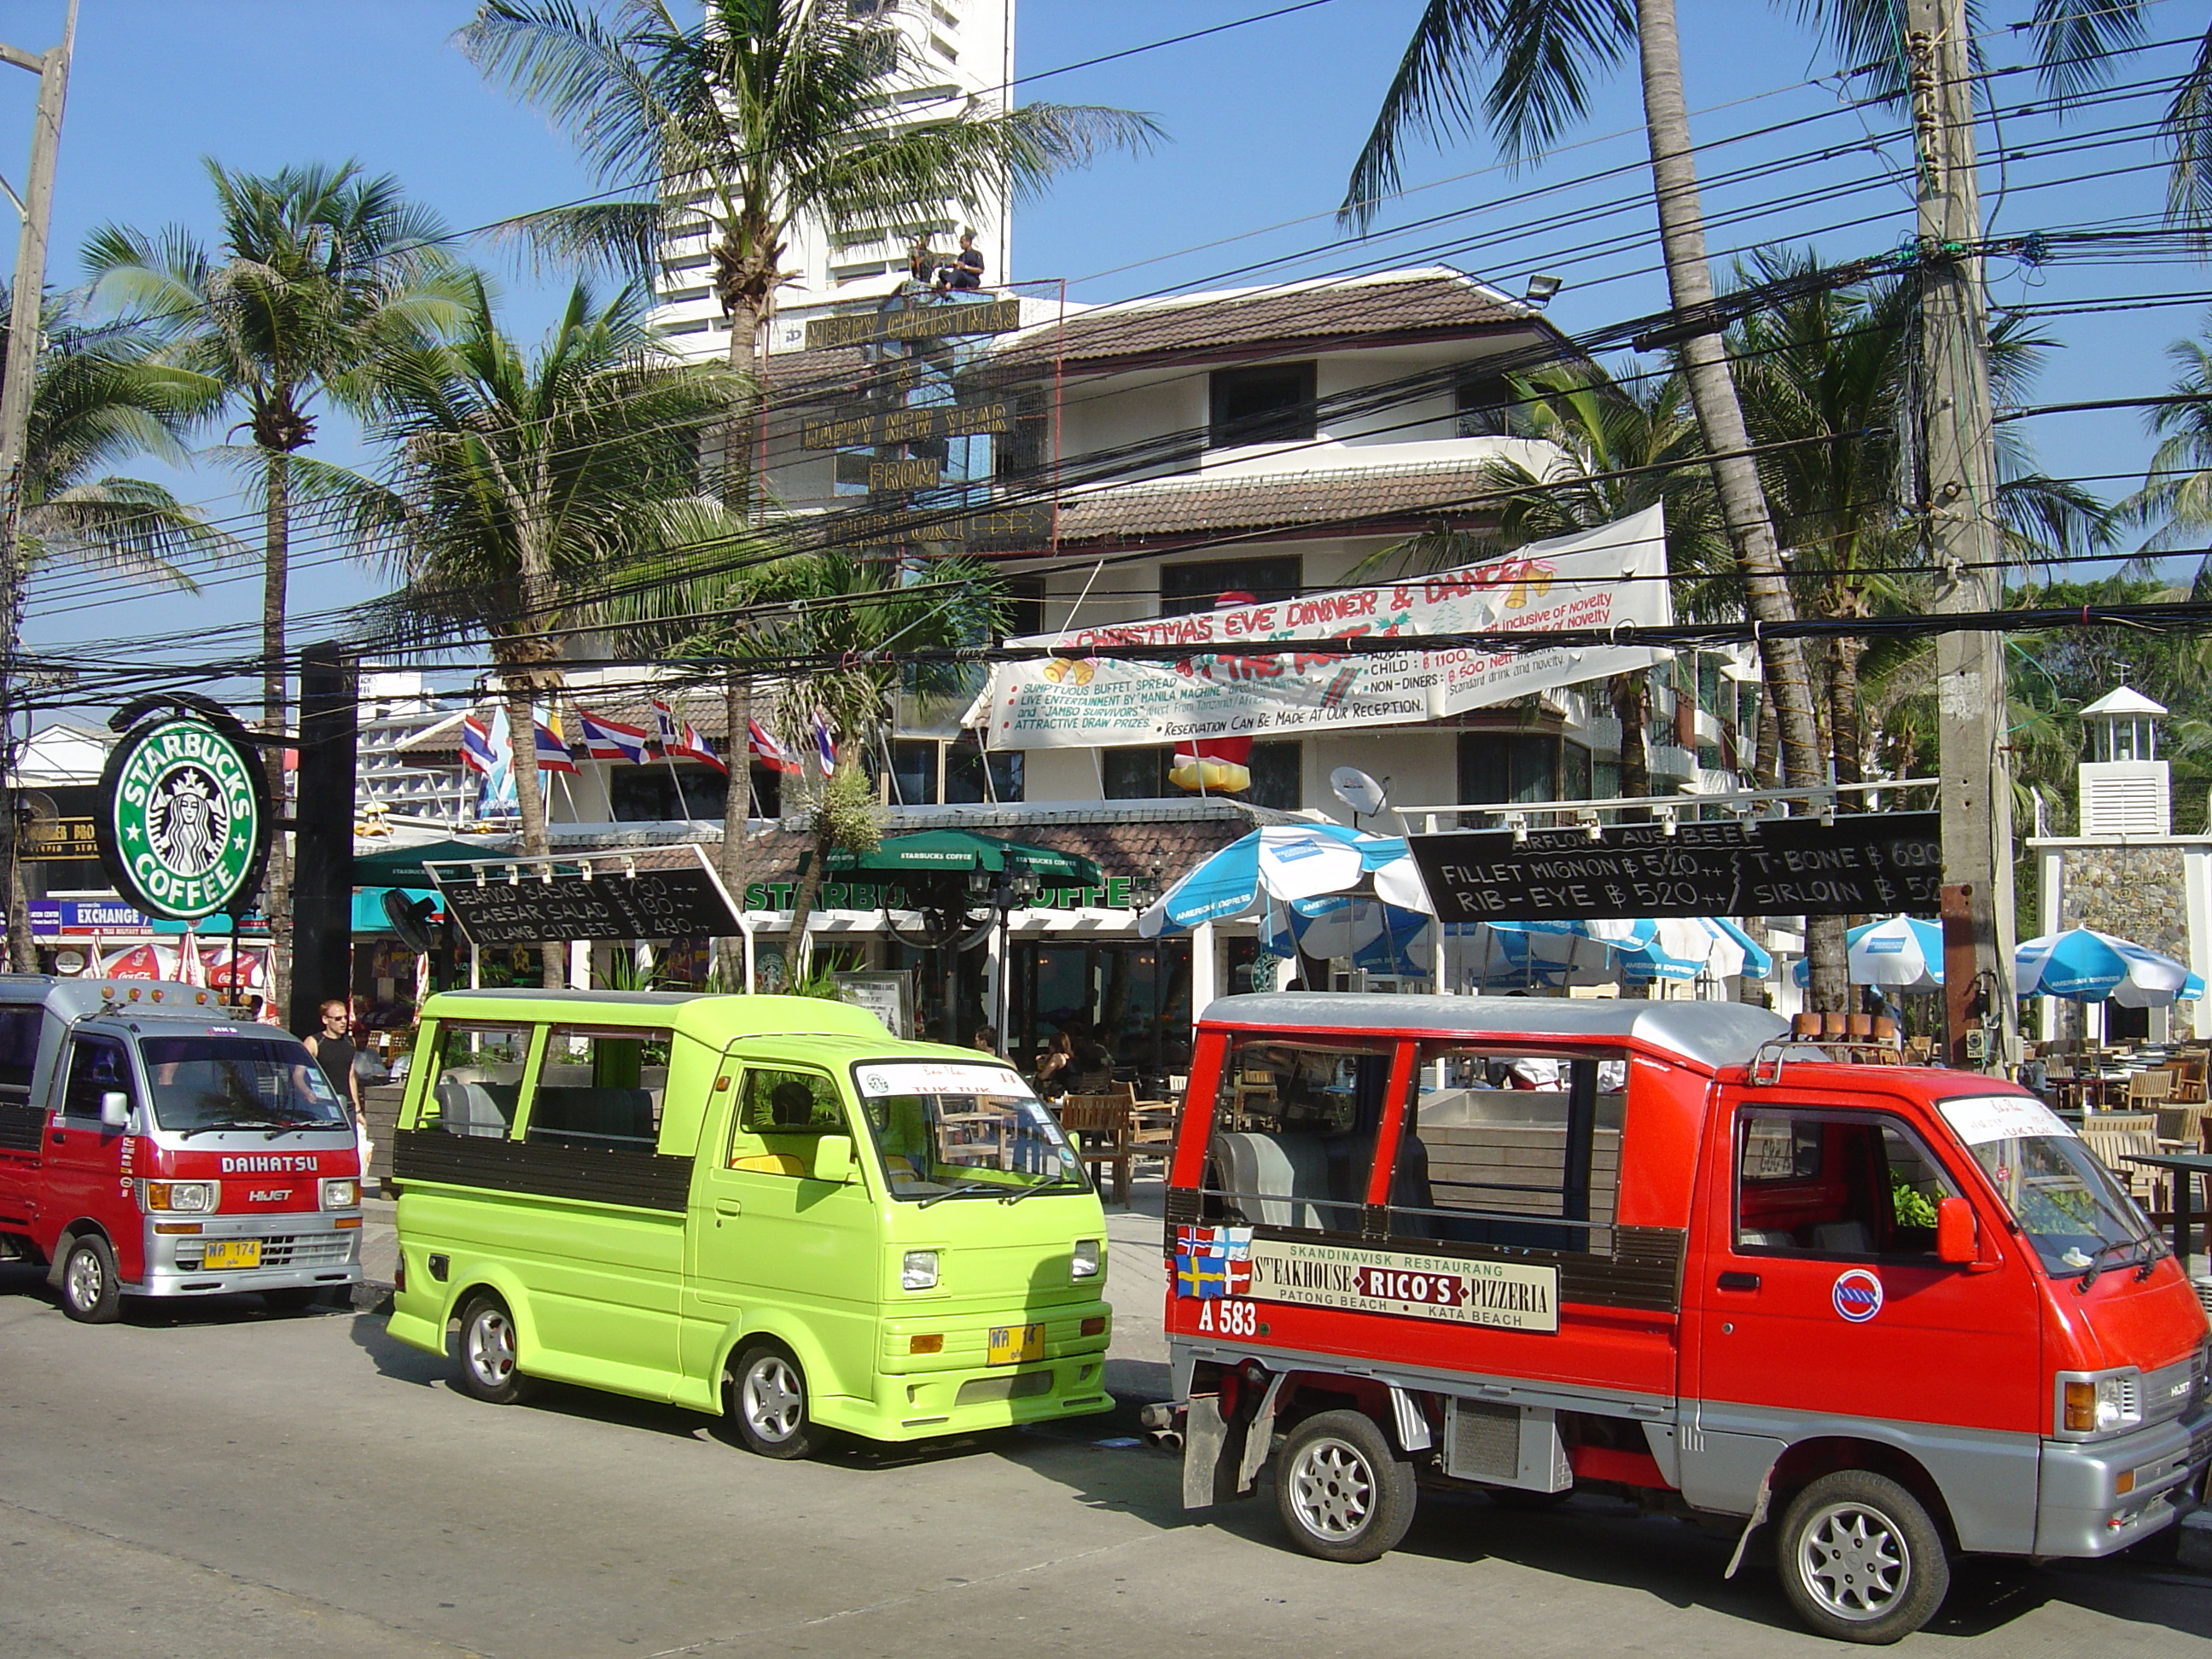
[
  {"x1": 468, "y1": 1307, "x2": 516, "y2": 1388},
  {"x1": 1287, "y1": 1436, "x2": 1377, "y2": 1540},
  {"x1": 1796, "y1": 1500, "x2": 1910, "y2": 1621},
  {"x1": 742, "y1": 1354, "x2": 805, "y2": 1443}
]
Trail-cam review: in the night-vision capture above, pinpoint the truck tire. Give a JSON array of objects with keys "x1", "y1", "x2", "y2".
[
  {"x1": 1273, "y1": 1408, "x2": 1417, "y2": 1563},
  {"x1": 729, "y1": 1342, "x2": 830, "y2": 1460},
  {"x1": 1775, "y1": 1469, "x2": 1951, "y2": 1644},
  {"x1": 58, "y1": 1234, "x2": 122, "y2": 1324},
  {"x1": 454, "y1": 1292, "x2": 535, "y2": 1405}
]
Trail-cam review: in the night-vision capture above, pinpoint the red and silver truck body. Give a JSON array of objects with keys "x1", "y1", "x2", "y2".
[
  {"x1": 1160, "y1": 993, "x2": 2211, "y2": 1642},
  {"x1": 0, "y1": 976, "x2": 362, "y2": 1319}
]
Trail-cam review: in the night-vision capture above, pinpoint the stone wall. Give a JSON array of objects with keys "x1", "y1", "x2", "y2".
[{"x1": 2057, "y1": 844, "x2": 2189, "y2": 958}]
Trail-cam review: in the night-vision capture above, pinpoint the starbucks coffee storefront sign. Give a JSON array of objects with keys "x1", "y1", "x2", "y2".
[{"x1": 97, "y1": 711, "x2": 271, "y2": 921}]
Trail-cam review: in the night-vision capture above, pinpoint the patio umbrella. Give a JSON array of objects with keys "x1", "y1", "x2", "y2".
[
  {"x1": 1619, "y1": 917, "x2": 1772, "y2": 983},
  {"x1": 1791, "y1": 916, "x2": 1947, "y2": 989},
  {"x1": 1457, "y1": 923, "x2": 1627, "y2": 990},
  {"x1": 2017, "y1": 928, "x2": 2196, "y2": 1006},
  {"x1": 1262, "y1": 896, "x2": 1433, "y2": 975},
  {"x1": 1138, "y1": 824, "x2": 1417, "y2": 936},
  {"x1": 99, "y1": 941, "x2": 179, "y2": 981}
]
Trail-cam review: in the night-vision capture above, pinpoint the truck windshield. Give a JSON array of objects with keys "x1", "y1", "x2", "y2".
[
  {"x1": 850, "y1": 1059, "x2": 1083, "y2": 1202},
  {"x1": 1939, "y1": 1095, "x2": 2152, "y2": 1276},
  {"x1": 142, "y1": 1036, "x2": 350, "y2": 1133}
]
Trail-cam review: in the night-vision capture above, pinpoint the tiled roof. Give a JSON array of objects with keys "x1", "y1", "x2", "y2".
[
  {"x1": 1002, "y1": 270, "x2": 1539, "y2": 373},
  {"x1": 1051, "y1": 458, "x2": 1502, "y2": 546}
]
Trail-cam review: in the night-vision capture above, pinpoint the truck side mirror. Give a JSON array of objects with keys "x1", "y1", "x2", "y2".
[
  {"x1": 1936, "y1": 1196, "x2": 1977, "y2": 1264},
  {"x1": 812, "y1": 1134, "x2": 855, "y2": 1184},
  {"x1": 98, "y1": 1091, "x2": 130, "y2": 1132}
]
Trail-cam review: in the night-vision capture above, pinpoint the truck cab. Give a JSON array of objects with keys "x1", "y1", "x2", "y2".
[
  {"x1": 0, "y1": 976, "x2": 363, "y2": 1321},
  {"x1": 1161, "y1": 993, "x2": 2211, "y2": 1644}
]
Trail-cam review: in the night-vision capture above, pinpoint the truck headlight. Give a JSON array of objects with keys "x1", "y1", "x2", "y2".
[
  {"x1": 901, "y1": 1249, "x2": 939, "y2": 1290},
  {"x1": 321, "y1": 1178, "x2": 359, "y2": 1209},
  {"x1": 1072, "y1": 1238, "x2": 1102, "y2": 1280},
  {"x1": 2060, "y1": 1369, "x2": 2142, "y2": 1435},
  {"x1": 141, "y1": 1179, "x2": 218, "y2": 1213}
]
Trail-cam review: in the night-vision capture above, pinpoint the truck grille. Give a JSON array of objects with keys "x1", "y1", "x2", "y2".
[{"x1": 178, "y1": 1233, "x2": 352, "y2": 1270}]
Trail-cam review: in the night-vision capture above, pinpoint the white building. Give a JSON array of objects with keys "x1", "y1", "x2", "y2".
[
  {"x1": 356, "y1": 670, "x2": 473, "y2": 826},
  {"x1": 653, "y1": 0, "x2": 1016, "y2": 359}
]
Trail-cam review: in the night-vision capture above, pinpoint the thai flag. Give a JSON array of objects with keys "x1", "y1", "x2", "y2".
[
  {"x1": 667, "y1": 716, "x2": 727, "y2": 774},
  {"x1": 533, "y1": 708, "x2": 577, "y2": 773},
  {"x1": 647, "y1": 697, "x2": 681, "y2": 751},
  {"x1": 812, "y1": 709, "x2": 838, "y2": 776},
  {"x1": 748, "y1": 718, "x2": 800, "y2": 776},
  {"x1": 459, "y1": 716, "x2": 496, "y2": 775},
  {"x1": 579, "y1": 708, "x2": 649, "y2": 765}
]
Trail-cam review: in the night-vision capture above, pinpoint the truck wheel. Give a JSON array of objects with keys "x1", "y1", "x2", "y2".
[
  {"x1": 1273, "y1": 1409, "x2": 1417, "y2": 1563},
  {"x1": 1776, "y1": 1470, "x2": 1950, "y2": 1644},
  {"x1": 730, "y1": 1342, "x2": 829, "y2": 1460},
  {"x1": 59, "y1": 1235, "x2": 122, "y2": 1324},
  {"x1": 454, "y1": 1292, "x2": 535, "y2": 1405}
]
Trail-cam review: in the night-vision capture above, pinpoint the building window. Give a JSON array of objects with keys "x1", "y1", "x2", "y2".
[
  {"x1": 997, "y1": 575, "x2": 1045, "y2": 639},
  {"x1": 1455, "y1": 375, "x2": 1514, "y2": 437},
  {"x1": 946, "y1": 734, "x2": 1022, "y2": 803},
  {"x1": 1247, "y1": 741, "x2": 1301, "y2": 812},
  {"x1": 1208, "y1": 360, "x2": 1317, "y2": 449},
  {"x1": 1103, "y1": 747, "x2": 1173, "y2": 800},
  {"x1": 608, "y1": 765, "x2": 731, "y2": 822},
  {"x1": 1160, "y1": 555, "x2": 1301, "y2": 617},
  {"x1": 888, "y1": 740, "x2": 940, "y2": 806},
  {"x1": 1457, "y1": 732, "x2": 1591, "y2": 816}
]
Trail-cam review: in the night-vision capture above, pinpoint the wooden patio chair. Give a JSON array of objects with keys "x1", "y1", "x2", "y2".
[
  {"x1": 2157, "y1": 1103, "x2": 2211, "y2": 1154},
  {"x1": 1054, "y1": 1093, "x2": 1136, "y2": 1207},
  {"x1": 2082, "y1": 1118, "x2": 2165, "y2": 1209},
  {"x1": 2127, "y1": 1068, "x2": 2174, "y2": 1109}
]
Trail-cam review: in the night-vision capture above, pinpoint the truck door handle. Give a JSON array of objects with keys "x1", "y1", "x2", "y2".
[
  {"x1": 46, "y1": 1130, "x2": 64, "y2": 1146},
  {"x1": 1717, "y1": 1272, "x2": 1761, "y2": 1292},
  {"x1": 715, "y1": 1199, "x2": 742, "y2": 1217}
]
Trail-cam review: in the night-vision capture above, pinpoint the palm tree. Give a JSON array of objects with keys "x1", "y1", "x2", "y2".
[
  {"x1": 2120, "y1": 319, "x2": 2212, "y2": 566},
  {"x1": 358, "y1": 275, "x2": 754, "y2": 987},
  {"x1": 0, "y1": 292, "x2": 237, "y2": 968},
  {"x1": 84, "y1": 160, "x2": 467, "y2": 1004},
  {"x1": 717, "y1": 549, "x2": 1002, "y2": 977},
  {"x1": 457, "y1": 0, "x2": 1159, "y2": 487}
]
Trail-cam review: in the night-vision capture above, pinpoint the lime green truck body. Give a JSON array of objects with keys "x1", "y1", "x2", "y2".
[{"x1": 384, "y1": 990, "x2": 1114, "y2": 1440}]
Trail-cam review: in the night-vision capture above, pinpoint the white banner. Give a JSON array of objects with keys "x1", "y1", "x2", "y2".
[
  {"x1": 1247, "y1": 1237, "x2": 1560, "y2": 1332},
  {"x1": 987, "y1": 506, "x2": 1670, "y2": 750}
]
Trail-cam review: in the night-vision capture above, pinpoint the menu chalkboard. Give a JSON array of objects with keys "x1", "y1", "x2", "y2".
[
  {"x1": 1409, "y1": 812, "x2": 1944, "y2": 923},
  {"x1": 434, "y1": 864, "x2": 741, "y2": 946}
]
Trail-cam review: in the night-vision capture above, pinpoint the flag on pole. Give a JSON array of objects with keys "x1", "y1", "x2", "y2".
[
  {"x1": 647, "y1": 697, "x2": 682, "y2": 751},
  {"x1": 667, "y1": 714, "x2": 727, "y2": 774},
  {"x1": 748, "y1": 719, "x2": 800, "y2": 776},
  {"x1": 579, "y1": 708, "x2": 649, "y2": 765},
  {"x1": 812, "y1": 710, "x2": 838, "y2": 776},
  {"x1": 459, "y1": 716, "x2": 496, "y2": 775},
  {"x1": 478, "y1": 710, "x2": 519, "y2": 816},
  {"x1": 534, "y1": 707, "x2": 577, "y2": 773}
]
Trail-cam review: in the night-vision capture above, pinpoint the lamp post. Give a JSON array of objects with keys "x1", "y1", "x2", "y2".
[{"x1": 984, "y1": 866, "x2": 1038, "y2": 1054}]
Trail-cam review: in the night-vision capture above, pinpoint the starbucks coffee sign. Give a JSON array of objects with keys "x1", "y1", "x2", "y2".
[{"x1": 97, "y1": 713, "x2": 271, "y2": 921}]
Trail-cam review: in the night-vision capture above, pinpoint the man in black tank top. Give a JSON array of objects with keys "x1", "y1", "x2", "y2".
[{"x1": 304, "y1": 999, "x2": 370, "y2": 1194}]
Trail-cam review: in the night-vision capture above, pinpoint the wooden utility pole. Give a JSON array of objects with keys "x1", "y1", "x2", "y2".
[
  {"x1": 1909, "y1": 0, "x2": 2016, "y2": 1071},
  {"x1": 0, "y1": 0, "x2": 76, "y2": 972}
]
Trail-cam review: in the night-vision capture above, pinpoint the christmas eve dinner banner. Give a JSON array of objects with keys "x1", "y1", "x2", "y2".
[{"x1": 986, "y1": 506, "x2": 1671, "y2": 750}]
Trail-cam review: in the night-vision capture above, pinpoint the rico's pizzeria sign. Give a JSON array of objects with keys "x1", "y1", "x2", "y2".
[{"x1": 1176, "y1": 1227, "x2": 1558, "y2": 1333}]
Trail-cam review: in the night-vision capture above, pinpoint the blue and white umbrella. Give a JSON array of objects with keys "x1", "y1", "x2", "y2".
[
  {"x1": 2016, "y1": 928, "x2": 2199, "y2": 1007},
  {"x1": 1138, "y1": 824, "x2": 1429, "y2": 938},
  {"x1": 1621, "y1": 917, "x2": 1773, "y2": 983},
  {"x1": 1791, "y1": 916, "x2": 1946, "y2": 990},
  {"x1": 1263, "y1": 896, "x2": 1432, "y2": 975}
]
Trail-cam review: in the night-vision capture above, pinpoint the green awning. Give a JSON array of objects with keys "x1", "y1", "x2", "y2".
[
  {"x1": 824, "y1": 830, "x2": 1102, "y2": 886},
  {"x1": 352, "y1": 837, "x2": 512, "y2": 889}
]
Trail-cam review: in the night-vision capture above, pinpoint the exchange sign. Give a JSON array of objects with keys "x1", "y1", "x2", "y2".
[{"x1": 96, "y1": 713, "x2": 271, "y2": 921}]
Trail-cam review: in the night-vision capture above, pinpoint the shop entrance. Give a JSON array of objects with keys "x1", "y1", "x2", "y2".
[{"x1": 1010, "y1": 939, "x2": 1193, "y2": 1087}]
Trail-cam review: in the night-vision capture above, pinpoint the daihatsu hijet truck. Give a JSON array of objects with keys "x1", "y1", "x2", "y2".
[
  {"x1": 385, "y1": 989, "x2": 1113, "y2": 1455},
  {"x1": 1157, "y1": 993, "x2": 2211, "y2": 1644},
  {"x1": 0, "y1": 975, "x2": 364, "y2": 1319}
]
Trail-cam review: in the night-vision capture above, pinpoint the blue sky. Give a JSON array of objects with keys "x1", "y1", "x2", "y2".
[{"x1": 0, "y1": 0, "x2": 2201, "y2": 713}]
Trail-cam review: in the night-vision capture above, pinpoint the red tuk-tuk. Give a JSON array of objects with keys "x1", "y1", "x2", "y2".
[{"x1": 1158, "y1": 993, "x2": 2210, "y2": 1643}]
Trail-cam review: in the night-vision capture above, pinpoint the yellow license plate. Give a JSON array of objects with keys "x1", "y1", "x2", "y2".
[
  {"x1": 202, "y1": 1240, "x2": 261, "y2": 1270},
  {"x1": 987, "y1": 1323, "x2": 1045, "y2": 1365}
]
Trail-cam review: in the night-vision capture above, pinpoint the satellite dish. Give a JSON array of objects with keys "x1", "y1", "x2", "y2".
[
  {"x1": 381, "y1": 888, "x2": 442, "y2": 955},
  {"x1": 1330, "y1": 767, "x2": 1389, "y2": 818}
]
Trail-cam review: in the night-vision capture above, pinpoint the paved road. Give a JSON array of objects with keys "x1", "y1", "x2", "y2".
[{"x1": 4, "y1": 1208, "x2": 2210, "y2": 1659}]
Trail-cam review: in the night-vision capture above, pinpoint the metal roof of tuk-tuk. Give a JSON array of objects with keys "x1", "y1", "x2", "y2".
[
  {"x1": 0, "y1": 974, "x2": 240, "y2": 1022},
  {"x1": 1198, "y1": 993, "x2": 1789, "y2": 1072},
  {"x1": 422, "y1": 988, "x2": 888, "y2": 1041}
]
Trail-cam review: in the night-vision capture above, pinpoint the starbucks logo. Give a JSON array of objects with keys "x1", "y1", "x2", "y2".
[{"x1": 98, "y1": 714, "x2": 268, "y2": 921}]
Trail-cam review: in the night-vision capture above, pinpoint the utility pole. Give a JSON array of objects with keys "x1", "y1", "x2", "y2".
[
  {"x1": 1908, "y1": 0, "x2": 2017, "y2": 1071},
  {"x1": 0, "y1": 0, "x2": 77, "y2": 973}
]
